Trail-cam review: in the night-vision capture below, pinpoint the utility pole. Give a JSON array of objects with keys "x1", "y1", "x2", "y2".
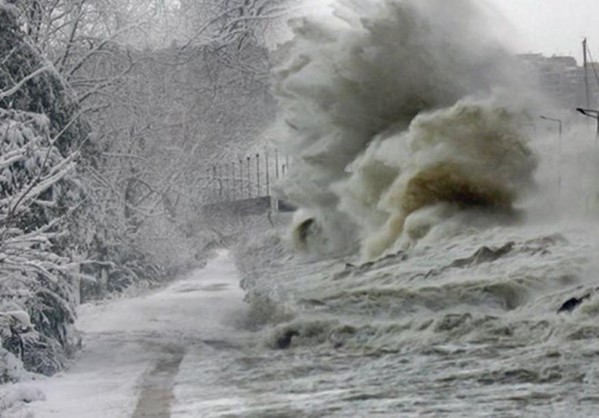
[{"x1": 584, "y1": 38, "x2": 592, "y2": 109}]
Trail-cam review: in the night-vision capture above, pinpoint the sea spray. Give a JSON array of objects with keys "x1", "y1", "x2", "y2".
[
  {"x1": 274, "y1": 0, "x2": 538, "y2": 258},
  {"x1": 344, "y1": 100, "x2": 537, "y2": 258}
]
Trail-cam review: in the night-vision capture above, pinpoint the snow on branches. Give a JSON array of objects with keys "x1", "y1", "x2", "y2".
[{"x1": 0, "y1": 108, "x2": 82, "y2": 377}]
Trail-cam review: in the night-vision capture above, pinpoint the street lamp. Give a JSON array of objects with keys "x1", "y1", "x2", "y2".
[
  {"x1": 540, "y1": 115, "x2": 563, "y2": 151},
  {"x1": 540, "y1": 115, "x2": 563, "y2": 195},
  {"x1": 576, "y1": 107, "x2": 599, "y2": 141}
]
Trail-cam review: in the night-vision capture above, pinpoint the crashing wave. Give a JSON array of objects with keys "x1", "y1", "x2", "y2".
[{"x1": 275, "y1": 0, "x2": 538, "y2": 258}]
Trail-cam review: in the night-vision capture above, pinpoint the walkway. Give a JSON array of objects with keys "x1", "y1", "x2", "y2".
[{"x1": 7, "y1": 251, "x2": 249, "y2": 418}]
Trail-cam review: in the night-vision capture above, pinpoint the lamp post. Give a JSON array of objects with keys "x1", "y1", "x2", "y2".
[
  {"x1": 540, "y1": 115, "x2": 563, "y2": 195},
  {"x1": 540, "y1": 115, "x2": 563, "y2": 151},
  {"x1": 576, "y1": 107, "x2": 599, "y2": 142}
]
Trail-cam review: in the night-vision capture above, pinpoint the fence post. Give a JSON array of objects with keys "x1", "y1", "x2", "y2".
[
  {"x1": 223, "y1": 164, "x2": 229, "y2": 200},
  {"x1": 256, "y1": 153, "x2": 260, "y2": 197},
  {"x1": 212, "y1": 165, "x2": 217, "y2": 199},
  {"x1": 231, "y1": 162, "x2": 236, "y2": 200},
  {"x1": 246, "y1": 156, "x2": 251, "y2": 198},
  {"x1": 238, "y1": 159, "x2": 243, "y2": 199},
  {"x1": 206, "y1": 168, "x2": 211, "y2": 202},
  {"x1": 275, "y1": 149, "x2": 280, "y2": 179},
  {"x1": 217, "y1": 165, "x2": 222, "y2": 197},
  {"x1": 265, "y1": 151, "x2": 270, "y2": 197}
]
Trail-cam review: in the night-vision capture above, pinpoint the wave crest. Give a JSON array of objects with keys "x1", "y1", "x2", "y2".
[{"x1": 274, "y1": 0, "x2": 538, "y2": 258}]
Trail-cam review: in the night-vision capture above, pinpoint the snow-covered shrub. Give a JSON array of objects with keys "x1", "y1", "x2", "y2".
[
  {"x1": 0, "y1": 349, "x2": 26, "y2": 385},
  {"x1": 0, "y1": 109, "x2": 81, "y2": 375}
]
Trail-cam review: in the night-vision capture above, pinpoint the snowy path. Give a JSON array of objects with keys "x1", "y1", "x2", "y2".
[{"x1": 7, "y1": 250, "x2": 250, "y2": 418}]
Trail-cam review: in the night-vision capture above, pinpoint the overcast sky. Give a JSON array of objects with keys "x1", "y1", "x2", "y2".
[
  {"x1": 492, "y1": 0, "x2": 599, "y2": 63},
  {"x1": 302, "y1": 0, "x2": 599, "y2": 64}
]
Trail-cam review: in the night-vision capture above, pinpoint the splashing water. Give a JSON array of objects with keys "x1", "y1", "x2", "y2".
[{"x1": 274, "y1": 0, "x2": 538, "y2": 259}]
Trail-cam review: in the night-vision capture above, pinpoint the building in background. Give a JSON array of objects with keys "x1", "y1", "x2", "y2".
[{"x1": 518, "y1": 53, "x2": 599, "y2": 109}]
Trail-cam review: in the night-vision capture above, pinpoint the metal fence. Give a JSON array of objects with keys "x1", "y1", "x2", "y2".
[{"x1": 201, "y1": 150, "x2": 290, "y2": 204}]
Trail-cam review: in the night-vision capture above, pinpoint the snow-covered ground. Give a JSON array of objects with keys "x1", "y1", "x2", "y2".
[{"x1": 4, "y1": 250, "x2": 250, "y2": 418}]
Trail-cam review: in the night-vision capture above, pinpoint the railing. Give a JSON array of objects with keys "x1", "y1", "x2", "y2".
[{"x1": 200, "y1": 150, "x2": 292, "y2": 210}]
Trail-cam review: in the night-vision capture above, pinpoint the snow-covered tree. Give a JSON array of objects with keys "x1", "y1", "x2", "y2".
[
  {"x1": 0, "y1": 108, "x2": 82, "y2": 376},
  {"x1": 0, "y1": 2, "x2": 88, "y2": 376}
]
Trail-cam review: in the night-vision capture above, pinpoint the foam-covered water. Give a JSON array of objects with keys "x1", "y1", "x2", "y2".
[{"x1": 232, "y1": 213, "x2": 599, "y2": 416}]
